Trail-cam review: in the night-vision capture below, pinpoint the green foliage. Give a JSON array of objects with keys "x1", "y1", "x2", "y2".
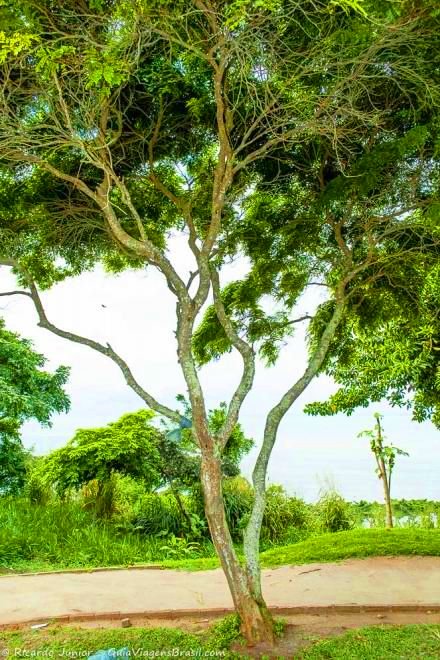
[
  {"x1": 193, "y1": 276, "x2": 295, "y2": 367},
  {"x1": 132, "y1": 492, "x2": 184, "y2": 537},
  {"x1": 0, "y1": 1, "x2": 439, "y2": 627},
  {"x1": 38, "y1": 410, "x2": 163, "y2": 500},
  {"x1": 203, "y1": 615, "x2": 242, "y2": 653},
  {"x1": 313, "y1": 490, "x2": 354, "y2": 533},
  {"x1": 261, "y1": 485, "x2": 310, "y2": 544},
  {"x1": 0, "y1": 319, "x2": 69, "y2": 427},
  {"x1": 208, "y1": 403, "x2": 254, "y2": 474},
  {"x1": 164, "y1": 397, "x2": 254, "y2": 479},
  {"x1": 0, "y1": 497, "x2": 215, "y2": 571},
  {"x1": 358, "y1": 413, "x2": 409, "y2": 481},
  {"x1": 0, "y1": 433, "x2": 29, "y2": 495},
  {"x1": 351, "y1": 499, "x2": 440, "y2": 530},
  {"x1": 222, "y1": 476, "x2": 255, "y2": 541},
  {"x1": 158, "y1": 535, "x2": 202, "y2": 560},
  {"x1": 306, "y1": 263, "x2": 440, "y2": 427},
  {"x1": 2, "y1": 493, "x2": 440, "y2": 574},
  {"x1": 0, "y1": 319, "x2": 69, "y2": 494}
]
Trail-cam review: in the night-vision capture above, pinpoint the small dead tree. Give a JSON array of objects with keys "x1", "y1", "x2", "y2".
[{"x1": 359, "y1": 414, "x2": 409, "y2": 529}]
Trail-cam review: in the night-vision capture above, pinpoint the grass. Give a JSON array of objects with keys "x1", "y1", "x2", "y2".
[
  {"x1": 160, "y1": 528, "x2": 440, "y2": 571},
  {"x1": 1, "y1": 498, "x2": 439, "y2": 575},
  {"x1": 260, "y1": 528, "x2": 440, "y2": 567},
  {"x1": 299, "y1": 625, "x2": 440, "y2": 659},
  {"x1": 0, "y1": 499, "x2": 215, "y2": 573},
  {"x1": 1, "y1": 623, "x2": 440, "y2": 659},
  {"x1": 0, "y1": 618, "x2": 243, "y2": 658}
]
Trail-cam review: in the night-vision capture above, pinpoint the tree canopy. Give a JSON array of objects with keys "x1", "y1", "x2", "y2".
[
  {"x1": 0, "y1": 0, "x2": 439, "y2": 644},
  {"x1": 0, "y1": 318, "x2": 69, "y2": 493},
  {"x1": 305, "y1": 262, "x2": 440, "y2": 427},
  {"x1": 38, "y1": 405, "x2": 253, "y2": 495},
  {"x1": 39, "y1": 410, "x2": 163, "y2": 494}
]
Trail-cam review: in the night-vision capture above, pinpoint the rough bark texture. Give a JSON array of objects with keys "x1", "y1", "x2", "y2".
[{"x1": 200, "y1": 451, "x2": 274, "y2": 644}]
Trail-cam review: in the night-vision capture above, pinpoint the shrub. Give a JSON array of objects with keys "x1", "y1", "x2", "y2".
[
  {"x1": 222, "y1": 476, "x2": 254, "y2": 541},
  {"x1": 133, "y1": 492, "x2": 185, "y2": 537},
  {"x1": 24, "y1": 458, "x2": 53, "y2": 505},
  {"x1": 261, "y1": 485, "x2": 310, "y2": 544},
  {"x1": 313, "y1": 489, "x2": 354, "y2": 532},
  {"x1": 188, "y1": 477, "x2": 254, "y2": 542}
]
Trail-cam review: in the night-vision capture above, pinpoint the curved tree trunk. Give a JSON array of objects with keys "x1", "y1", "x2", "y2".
[
  {"x1": 200, "y1": 452, "x2": 274, "y2": 645},
  {"x1": 243, "y1": 298, "x2": 346, "y2": 612}
]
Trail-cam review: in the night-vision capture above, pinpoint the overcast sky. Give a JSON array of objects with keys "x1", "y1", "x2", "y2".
[{"x1": 1, "y1": 239, "x2": 438, "y2": 502}]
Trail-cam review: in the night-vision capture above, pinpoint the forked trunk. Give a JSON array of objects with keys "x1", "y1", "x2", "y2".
[{"x1": 200, "y1": 452, "x2": 274, "y2": 646}]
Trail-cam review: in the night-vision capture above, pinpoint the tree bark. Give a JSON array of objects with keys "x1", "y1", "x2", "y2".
[
  {"x1": 242, "y1": 298, "x2": 346, "y2": 609},
  {"x1": 200, "y1": 451, "x2": 274, "y2": 645},
  {"x1": 379, "y1": 457, "x2": 393, "y2": 528}
]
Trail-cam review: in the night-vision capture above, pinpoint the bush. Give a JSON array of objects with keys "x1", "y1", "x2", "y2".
[
  {"x1": 222, "y1": 476, "x2": 254, "y2": 541},
  {"x1": 133, "y1": 492, "x2": 186, "y2": 537},
  {"x1": 261, "y1": 485, "x2": 310, "y2": 544},
  {"x1": 313, "y1": 489, "x2": 354, "y2": 532},
  {"x1": 24, "y1": 458, "x2": 53, "y2": 505}
]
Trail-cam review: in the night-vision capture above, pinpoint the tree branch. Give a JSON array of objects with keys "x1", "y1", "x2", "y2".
[
  {"x1": 243, "y1": 288, "x2": 346, "y2": 594},
  {"x1": 0, "y1": 262, "x2": 182, "y2": 424},
  {"x1": 0, "y1": 290, "x2": 32, "y2": 298},
  {"x1": 210, "y1": 267, "x2": 255, "y2": 447}
]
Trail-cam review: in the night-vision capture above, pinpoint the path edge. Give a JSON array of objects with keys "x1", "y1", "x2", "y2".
[{"x1": 2, "y1": 604, "x2": 440, "y2": 630}]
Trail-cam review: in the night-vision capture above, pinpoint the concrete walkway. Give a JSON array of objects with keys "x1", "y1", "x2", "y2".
[{"x1": 1, "y1": 557, "x2": 440, "y2": 626}]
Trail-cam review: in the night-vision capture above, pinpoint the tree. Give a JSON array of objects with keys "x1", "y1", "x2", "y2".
[
  {"x1": 0, "y1": 428, "x2": 29, "y2": 496},
  {"x1": 0, "y1": 0, "x2": 439, "y2": 645},
  {"x1": 39, "y1": 410, "x2": 163, "y2": 515},
  {"x1": 38, "y1": 406, "x2": 253, "y2": 518},
  {"x1": 305, "y1": 263, "x2": 440, "y2": 427},
  {"x1": 358, "y1": 413, "x2": 409, "y2": 528},
  {"x1": 0, "y1": 318, "x2": 69, "y2": 494}
]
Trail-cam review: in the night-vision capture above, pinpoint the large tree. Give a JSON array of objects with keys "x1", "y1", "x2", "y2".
[
  {"x1": 0, "y1": 319, "x2": 69, "y2": 494},
  {"x1": 0, "y1": 0, "x2": 439, "y2": 645}
]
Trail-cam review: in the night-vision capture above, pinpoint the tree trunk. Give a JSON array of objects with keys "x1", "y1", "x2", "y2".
[
  {"x1": 379, "y1": 459, "x2": 393, "y2": 528},
  {"x1": 200, "y1": 452, "x2": 274, "y2": 645}
]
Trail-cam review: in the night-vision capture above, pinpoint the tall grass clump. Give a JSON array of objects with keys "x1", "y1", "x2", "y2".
[
  {"x1": 0, "y1": 498, "x2": 212, "y2": 571},
  {"x1": 261, "y1": 485, "x2": 311, "y2": 545},
  {"x1": 313, "y1": 489, "x2": 354, "y2": 532},
  {"x1": 132, "y1": 492, "x2": 185, "y2": 536}
]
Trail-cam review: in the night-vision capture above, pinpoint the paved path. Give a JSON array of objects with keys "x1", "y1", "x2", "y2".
[{"x1": 1, "y1": 557, "x2": 440, "y2": 625}]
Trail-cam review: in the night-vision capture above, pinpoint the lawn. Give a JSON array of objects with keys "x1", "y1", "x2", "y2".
[
  {"x1": 1, "y1": 622, "x2": 440, "y2": 659},
  {"x1": 2, "y1": 527, "x2": 439, "y2": 574},
  {"x1": 299, "y1": 625, "x2": 440, "y2": 659},
  {"x1": 161, "y1": 528, "x2": 440, "y2": 571}
]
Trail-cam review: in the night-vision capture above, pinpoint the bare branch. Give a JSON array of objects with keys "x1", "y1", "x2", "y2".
[
  {"x1": 0, "y1": 290, "x2": 32, "y2": 298},
  {"x1": 0, "y1": 262, "x2": 182, "y2": 424}
]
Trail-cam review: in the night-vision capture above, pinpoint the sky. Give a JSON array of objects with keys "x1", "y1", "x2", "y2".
[{"x1": 1, "y1": 240, "x2": 438, "y2": 503}]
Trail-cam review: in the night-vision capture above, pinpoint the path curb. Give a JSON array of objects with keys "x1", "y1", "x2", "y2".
[{"x1": 2, "y1": 604, "x2": 440, "y2": 630}]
